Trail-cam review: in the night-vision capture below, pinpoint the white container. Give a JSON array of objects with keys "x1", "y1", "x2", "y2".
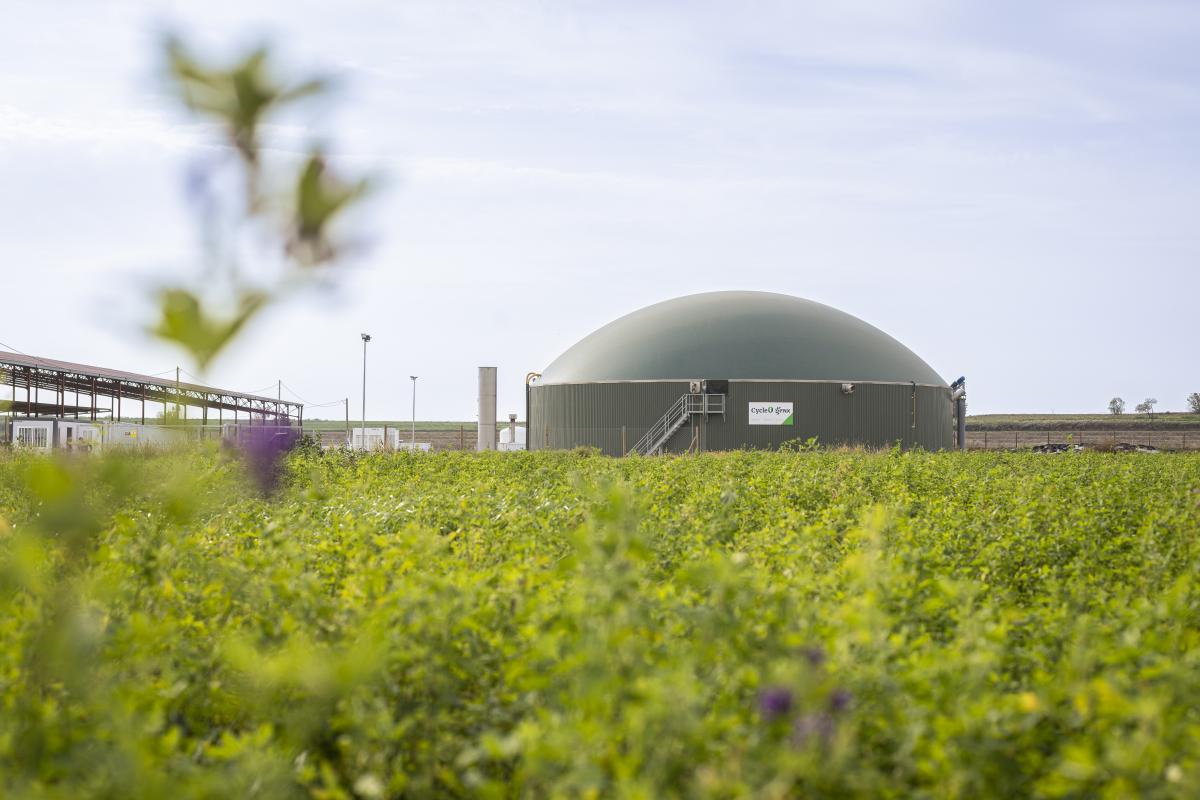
[
  {"x1": 351, "y1": 427, "x2": 400, "y2": 451},
  {"x1": 12, "y1": 419, "x2": 55, "y2": 451},
  {"x1": 106, "y1": 422, "x2": 186, "y2": 448}
]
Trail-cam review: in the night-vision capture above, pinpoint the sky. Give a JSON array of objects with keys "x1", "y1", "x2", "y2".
[{"x1": 1, "y1": 0, "x2": 1198, "y2": 420}]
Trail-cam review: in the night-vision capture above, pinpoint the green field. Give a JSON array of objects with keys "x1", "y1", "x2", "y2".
[{"x1": 1, "y1": 447, "x2": 1198, "y2": 797}]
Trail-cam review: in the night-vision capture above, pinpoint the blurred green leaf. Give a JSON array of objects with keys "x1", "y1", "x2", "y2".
[
  {"x1": 287, "y1": 149, "x2": 371, "y2": 266},
  {"x1": 149, "y1": 287, "x2": 268, "y2": 370},
  {"x1": 164, "y1": 36, "x2": 327, "y2": 167},
  {"x1": 155, "y1": 36, "x2": 372, "y2": 372}
]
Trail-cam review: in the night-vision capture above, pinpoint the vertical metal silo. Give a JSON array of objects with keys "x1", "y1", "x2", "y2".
[{"x1": 477, "y1": 366, "x2": 497, "y2": 451}]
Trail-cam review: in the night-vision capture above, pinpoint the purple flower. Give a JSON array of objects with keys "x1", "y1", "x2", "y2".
[
  {"x1": 829, "y1": 688, "x2": 853, "y2": 713},
  {"x1": 183, "y1": 160, "x2": 211, "y2": 205},
  {"x1": 238, "y1": 418, "x2": 300, "y2": 493},
  {"x1": 801, "y1": 645, "x2": 826, "y2": 668},
  {"x1": 757, "y1": 686, "x2": 794, "y2": 720}
]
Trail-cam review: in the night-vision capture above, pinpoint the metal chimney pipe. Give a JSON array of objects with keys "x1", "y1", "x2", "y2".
[
  {"x1": 950, "y1": 377, "x2": 967, "y2": 451},
  {"x1": 477, "y1": 367, "x2": 497, "y2": 451},
  {"x1": 956, "y1": 395, "x2": 967, "y2": 450}
]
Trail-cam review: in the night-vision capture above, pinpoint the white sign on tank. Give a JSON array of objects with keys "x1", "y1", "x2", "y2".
[{"x1": 748, "y1": 402, "x2": 794, "y2": 425}]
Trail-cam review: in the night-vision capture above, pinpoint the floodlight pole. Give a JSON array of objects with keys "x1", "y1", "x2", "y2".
[{"x1": 361, "y1": 333, "x2": 371, "y2": 449}]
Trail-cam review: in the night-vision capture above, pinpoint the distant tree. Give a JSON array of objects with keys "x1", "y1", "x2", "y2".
[
  {"x1": 154, "y1": 406, "x2": 188, "y2": 426},
  {"x1": 1134, "y1": 398, "x2": 1158, "y2": 421},
  {"x1": 1188, "y1": 393, "x2": 1200, "y2": 414},
  {"x1": 1107, "y1": 397, "x2": 1125, "y2": 415}
]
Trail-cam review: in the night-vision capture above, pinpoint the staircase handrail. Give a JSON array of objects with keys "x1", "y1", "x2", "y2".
[{"x1": 628, "y1": 393, "x2": 726, "y2": 456}]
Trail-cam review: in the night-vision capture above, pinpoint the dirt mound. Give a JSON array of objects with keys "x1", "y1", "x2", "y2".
[{"x1": 1029, "y1": 442, "x2": 1160, "y2": 454}]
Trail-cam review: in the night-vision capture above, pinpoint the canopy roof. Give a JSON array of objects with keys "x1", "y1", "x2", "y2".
[{"x1": 0, "y1": 350, "x2": 284, "y2": 404}]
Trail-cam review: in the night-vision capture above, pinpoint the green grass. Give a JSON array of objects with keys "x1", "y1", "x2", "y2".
[{"x1": 1, "y1": 447, "x2": 1198, "y2": 797}]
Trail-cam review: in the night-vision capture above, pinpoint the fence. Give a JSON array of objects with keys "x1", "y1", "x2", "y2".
[
  {"x1": 305, "y1": 426, "x2": 503, "y2": 452},
  {"x1": 0, "y1": 419, "x2": 505, "y2": 452},
  {"x1": 9, "y1": 418, "x2": 1196, "y2": 453},
  {"x1": 965, "y1": 430, "x2": 1200, "y2": 451}
]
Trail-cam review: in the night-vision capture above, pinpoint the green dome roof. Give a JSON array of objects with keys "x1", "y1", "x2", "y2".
[{"x1": 540, "y1": 291, "x2": 946, "y2": 386}]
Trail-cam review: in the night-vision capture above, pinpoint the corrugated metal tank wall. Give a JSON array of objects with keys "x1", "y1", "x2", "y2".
[{"x1": 529, "y1": 381, "x2": 952, "y2": 454}]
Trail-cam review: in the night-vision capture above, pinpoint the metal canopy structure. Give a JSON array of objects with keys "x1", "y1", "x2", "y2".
[{"x1": 0, "y1": 351, "x2": 302, "y2": 425}]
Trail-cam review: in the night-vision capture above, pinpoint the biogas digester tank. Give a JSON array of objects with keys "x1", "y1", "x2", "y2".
[{"x1": 528, "y1": 291, "x2": 952, "y2": 454}]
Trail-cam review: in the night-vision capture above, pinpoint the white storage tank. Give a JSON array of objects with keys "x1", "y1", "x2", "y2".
[{"x1": 498, "y1": 413, "x2": 526, "y2": 451}]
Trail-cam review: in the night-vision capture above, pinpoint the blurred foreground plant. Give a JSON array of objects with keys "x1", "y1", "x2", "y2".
[{"x1": 151, "y1": 36, "x2": 372, "y2": 372}]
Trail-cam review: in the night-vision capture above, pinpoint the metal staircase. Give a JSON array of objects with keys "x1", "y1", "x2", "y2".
[{"x1": 628, "y1": 393, "x2": 725, "y2": 456}]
